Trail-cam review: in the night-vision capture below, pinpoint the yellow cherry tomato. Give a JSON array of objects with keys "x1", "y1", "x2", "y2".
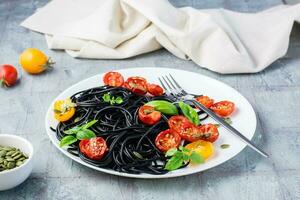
[
  {"x1": 185, "y1": 140, "x2": 214, "y2": 160},
  {"x1": 53, "y1": 99, "x2": 76, "y2": 122},
  {"x1": 20, "y1": 48, "x2": 54, "y2": 74}
]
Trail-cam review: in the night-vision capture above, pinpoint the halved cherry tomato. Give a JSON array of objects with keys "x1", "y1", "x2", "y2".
[
  {"x1": 124, "y1": 76, "x2": 147, "y2": 95},
  {"x1": 197, "y1": 124, "x2": 219, "y2": 143},
  {"x1": 168, "y1": 116, "x2": 203, "y2": 142},
  {"x1": 0, "y1": 65, "x2": 18, "y2": 87},
  {"x1": 79, "y1": 137, "x2": 107, "y2": 160},
  {"x1": 210, "y1": 101, "x2": 235, "y2": 117},
  {"x1": 103, "y1": 71, "x2": 124, "y2": 87},
  {"x1": 185, "y1": 140, "x2": 214, "y2": 159},
  {"x1": 195, "y1": 96, "x2": 214, "y2": 108},
  {"x1": 147, "y1": 83, "x2": 164, "y2": 96},
  {"x1": 168, "y1": 116, "x2": 192, "y2": 135},
  {"x1": 155, "y1": 129, "x2": 181, "y2": 152},
  {"x1": 54, "y1": 99, "x2": 76, "y2": 122},
  {"x1": 138, "y1": 105, "x2": 161, "y2": 125}
]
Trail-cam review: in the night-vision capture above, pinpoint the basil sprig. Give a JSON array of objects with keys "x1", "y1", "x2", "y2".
[
  {"x1": 164, "y1": 146, "x2": 204, "y2": 171},
  {"x1": 102, "y1": 93, "x2": 123, "y2": 105},
  {"x1": 178, "y1": 101, "x2": 200, "y2": 125},
  {"x1": 146, "y1": 100, "x2": 178, "y2": 115},
  {"x1": 59, "y1": 120, "x2": 98, "y2": 147}
]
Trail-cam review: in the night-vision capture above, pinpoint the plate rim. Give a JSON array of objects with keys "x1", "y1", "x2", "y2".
[{"x1": 45, "y1": 67, "x2": 257, "y2": 179}]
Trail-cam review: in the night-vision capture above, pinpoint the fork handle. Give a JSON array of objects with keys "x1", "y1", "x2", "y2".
[{"x1": 186, "y1": 99, "x2": 269, "y2": 158}]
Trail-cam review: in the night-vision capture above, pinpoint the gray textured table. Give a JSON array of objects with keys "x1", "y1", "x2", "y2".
[{"x1": 0, "y1": 0, "x2": 300, "y2": 199}]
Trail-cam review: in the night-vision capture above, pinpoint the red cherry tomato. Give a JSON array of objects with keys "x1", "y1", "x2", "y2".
[
  {"x1": 195, "y1": 96, "x2": 214, "y2": 108},
  {"x1": 168, "y1": 115, "x2": 211, "y2": 142},
  {"x1": 179, "y1": 125, "x2": 203, "y2": 142},
  {"x1": 124, "y1": 76, "x2": 147, "y2": 95},
  {"x1": 147, "y1": 83, "x2": 164, "y2": 96},
  {"x1": 210, "y1": 101, "x2": 235, "y2": 117},
  {"x1": 79, "y1": 137, "x2": 107, "y2": 160},
  {"x1": 168, "y1": 116, "x2": 192, "y2": 135},
  {"x1": 138, "y1": 105, "x2": 161, "y2": 125},
  {"x1": 103, "y1": 71, "x2": 124, "y2": 87},
  {"x1": 155, "y1": 129, "x2": 181, "y2": 152},
  {"x1": 197, "y1": 124, "x2": 219, "y2": 143},
  {"x1": 0, "y1": 64, "x2": 18, "y2": 87}
]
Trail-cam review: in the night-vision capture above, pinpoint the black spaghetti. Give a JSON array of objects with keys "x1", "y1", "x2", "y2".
[{"x1": 51, "y1": 86, "x2": 208, "y2": 175}]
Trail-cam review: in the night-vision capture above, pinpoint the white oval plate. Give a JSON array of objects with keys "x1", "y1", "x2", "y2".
[{"x1": 45, "y1": 67, "x2": 256, "y2": 179}]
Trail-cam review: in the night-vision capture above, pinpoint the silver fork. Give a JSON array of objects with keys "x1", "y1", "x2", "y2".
[{"x1": 159, "y1": 74, "x2": 269, "y2": 158}]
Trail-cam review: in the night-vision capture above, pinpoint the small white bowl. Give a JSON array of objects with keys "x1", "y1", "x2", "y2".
[{"x1": 0, "y1": 134, "x2": 34, "y2": 191}]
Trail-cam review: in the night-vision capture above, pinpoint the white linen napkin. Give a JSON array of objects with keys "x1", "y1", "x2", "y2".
[{"x1": 21, "y1": 0, "x2": 300, "y2": 74}]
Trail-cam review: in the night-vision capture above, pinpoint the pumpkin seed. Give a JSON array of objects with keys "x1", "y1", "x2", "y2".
[
  {"x1": 11, "y1": 151, "x2": 20, "y2": 157},
  {"x1": 7, "y1": 161, "x2": 15, "y2": 169},
  {"x1": 18, "y1": 157, "x2": 25, "y2": 161},
  {"x1": 3, "y1": 147, "x2": 13, "y2": 151},
  {"x1": 16, "y1": 160, "x2": 23, "y2": 166},
  {"x1": 0, "y1": 150, "x2": 6, "y2": 157},
  {"x1": 6, "y1": 151, "x2": 15, "y2": 156},
  {"x1": 6, "y1": 157, "x2": 15, "y2": 162},
  {"x1": 0, "y1": 145, "x2": 29, "y2": 172},
  {"x1": 13, "y1": 154, "x2": 22, "y2": 160}
]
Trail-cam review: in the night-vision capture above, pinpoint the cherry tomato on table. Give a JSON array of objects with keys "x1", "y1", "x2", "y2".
[
  {"x1": 124, "y1": 76, "x2": 148, "y2": 95},
  {"x1": 195, "y1": 96, "x2": 214, "y2": 108},
  {"x1": 197, "y1": 124, "x2": 219, "y2": 143},
  {"x1": 210, "y1": 100, "x2": 235, "y2": 117},
  {"x1": 185, "y1": 140, "x2": 214, "y2": 159},
  {"x1": 103, "y1": 71, "x2": 124, "y2": 87},
  {"x1": 79, "y1": 137, "x2": 107, "y2": 160},
  {"x1": 138, "y1": 105, "x2": 161, "y2": 125},
  {"x1": 0, "y1": 64, "x2": 18, "y2": 87},
  {"x1": 155, "y1": 129, "x2": 181, "y2": 152},
  {"x1": 20, "y1": 48, "x2": 54, "y2": 74},
  {"x1": 147, "y1": 83, "x2": 164, "y2": 96}
]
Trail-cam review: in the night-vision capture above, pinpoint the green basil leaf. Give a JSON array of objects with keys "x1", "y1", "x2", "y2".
[
  {"x1": 115, "y1": 96, "x2": 123, "y2": 104},
  {"x1": 164, "y1": 154, "x2": 184, "y2": 171},
  {"x1": 81, "y1": 120, "x2": 98, "y2": 129},
  {"x1": 190, "y1": 152, "x2": 204, "y2": 164},
  {"x1": 146, "y1": 100, "x2": 178, "y2": 115},
  {"x1": 64, "y1": 126, "x2": 81, "y2": 135},
  {"x1": 178, "y1": 101, "x2": 199, "y2": 125},
  {"x1": 102, "y1": 93, "x2": 111, "y2": 103},
  {"x1": 76, "y1": 129, "x2": 96, "y2": 140},
  {"x1": 60, "y1": 135, "x2": 78, "y2": 148},
  {"x1": 179, "y1": 146, "x2": 191, "y2": 154},
  {"x1": 182, "y1": 153, "x2": 190, "y2": 161},
  {"x1": 165, "y1": 148, "x2": 178, "y2": 157}
]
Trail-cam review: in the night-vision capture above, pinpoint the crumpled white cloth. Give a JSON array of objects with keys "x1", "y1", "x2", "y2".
[{"x1": 21, "y1": 0, "x2": 300, "y2": 74}]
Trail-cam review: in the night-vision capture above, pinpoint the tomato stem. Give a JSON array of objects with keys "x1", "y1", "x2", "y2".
[
  {"x1": 43, "y1": 57, "x2": 55, "y2": 69},
  {"x1": 0, "y1": 78, "x2": 7, "y2": 88}
]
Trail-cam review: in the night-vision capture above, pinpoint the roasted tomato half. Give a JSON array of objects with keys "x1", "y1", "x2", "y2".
[
  {"x1": 124, "y1": 76, "x2": 147, "y2": 95},
  {"x1": 103, "y1": 71, "x2": 124, "y2": 87},
  {"x1": 195, "y1": 96, "x2": 214, "y2": 108},
  {"x1": 210, "y1": 101, "x2": 235, "y2": 117},
  {"x1": 155, "y1": 129, "x2": 181, "y2": 152},
  {"x1": 147, "y1": 83, "x2": 164, "y2": 96},
  {"x1": 79, "y1": 137, "x2": 107, "y2": 160},
  {"x1": 197, "y1": 124, "x2": 219, "y2": 143},
  {"x1": 138, "y1": 105, "x2": 161, "y2": 125}
]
